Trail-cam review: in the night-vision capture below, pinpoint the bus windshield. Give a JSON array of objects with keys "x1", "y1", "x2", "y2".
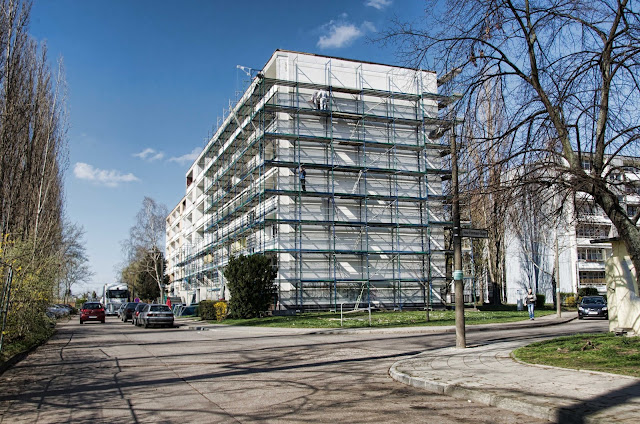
[{"x1": 107, "y1": 289, "x2": 129, "y2": 298}]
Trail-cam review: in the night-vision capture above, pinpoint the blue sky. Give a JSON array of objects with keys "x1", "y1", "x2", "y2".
[{"x1": 29, "y1": 0, "x2": 426, "y2": 295}]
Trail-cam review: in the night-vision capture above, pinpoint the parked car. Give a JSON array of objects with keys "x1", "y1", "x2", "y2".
[
  {"x1": 131, "y1": 302, "x2": 147, "y2": 326},
  {"x1": 138, "y1": 304, "x2": 174, "y2": 328},
  {"x1": 119, "y1": 302, "x2": 138, "y2": 322},
  {"x1": 79, "y1": 302, "x2": 105, "y2": 324},
  {"x1": 578, "y1": 296, "x2": 608, "y2": 319}
]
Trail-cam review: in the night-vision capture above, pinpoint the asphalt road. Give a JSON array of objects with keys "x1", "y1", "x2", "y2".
[{"x1": 0, "y1": 315, "x2": 607, "y2": 423}]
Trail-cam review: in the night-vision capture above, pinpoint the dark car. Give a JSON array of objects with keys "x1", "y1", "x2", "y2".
[
  {"x1": 119, "y1": 302, "x2": 138, "y2": 322},
  {"x1": 138, "y1": 304, "x2": 174, "y2": 328},
  {"x1": 131, "y1": 302, "x2": 147, "y2": 326},
  {"x1": 80, "y1": 302, "x2": 105, "y2": 324},
  {"x1": 578, "y1": 296, "x2": 608, "y2": 319}
]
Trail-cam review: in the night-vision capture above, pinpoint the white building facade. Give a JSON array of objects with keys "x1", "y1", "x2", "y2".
[
  {"x1": 505, "y1": 156, "x2": 640, "y2": 303},
  {"x1": 166, "y1": 50, "x2": 456, "y2": 310}
]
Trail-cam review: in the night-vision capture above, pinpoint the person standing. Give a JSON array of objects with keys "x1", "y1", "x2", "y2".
[
  {"x1": 319, "y1": 90, "x2": 329, "y2": 110},
  {"x1": 524, "y1": 288, "x2": 536, "y2": 320},
  {"x1": 299, "y1": 165, "x2": 307, "y2": 191}
]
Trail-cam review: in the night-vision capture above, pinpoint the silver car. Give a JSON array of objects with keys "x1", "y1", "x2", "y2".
[{"x1": 138, "y1": 304, "x2": 174, "y2": 328}]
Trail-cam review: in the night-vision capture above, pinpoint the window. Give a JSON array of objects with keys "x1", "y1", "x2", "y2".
[
  {"x1": 576, "y1": 203, "x2": 601, "y2": 217},
  {"x1": 628, "y1": 205, "x2": 639, "y2": 217},
  {"x1": 579, "y1": 271, "x2": 606, "y2": 286},
  {"x1": 575, "y1": 224, "x2": 610, "y2": 238},
  {"x1": 578, "y1": 248, "x2": 603, "y2": 262},
  {"x1": 581, "y1": 159, "x2": 592, "y2": 171}
]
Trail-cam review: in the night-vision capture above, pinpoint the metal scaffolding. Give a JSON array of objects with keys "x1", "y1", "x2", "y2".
[{"x1": 175, "y1": 52, "x2": 457, "y2": 311}]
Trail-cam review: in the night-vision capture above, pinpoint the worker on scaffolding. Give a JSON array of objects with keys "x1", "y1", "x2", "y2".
[
  {"x1": 319, "y1": 90, "x2": 329, "y2": 110},
  {"x1": 312, "y1": 91, "x2": 320, "y2": 110},
  {"x1": 299, "y1": 165, "x2": 307, "y2": 191}
]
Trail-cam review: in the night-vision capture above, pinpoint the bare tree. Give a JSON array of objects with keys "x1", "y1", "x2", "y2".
[
  {"x1": 0, "y1": 0, "x2": 69, "y2": 349},
  {"x1": 122, "y1": 197, "x2": 168, "y2": 301},
  {"x1": 58, "y1": 220, "x2": 92, "y2": 303},
  {"x1": 381, "y1": 0, "x2": 640, "y2": 280}
]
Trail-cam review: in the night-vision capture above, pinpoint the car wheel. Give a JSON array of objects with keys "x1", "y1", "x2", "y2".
[
  {"x1": 101, "y1": 319, "x2": 105, "y2": 324},
  {"x1": 79, "y1": 320, "x2": 83, "y2": 324},
  {"x1": 143, "y1": 320, "x2": 149, "y2": 329},
  {"x1": 578, "y1": 314, "x2": 583, "y2": 320}
]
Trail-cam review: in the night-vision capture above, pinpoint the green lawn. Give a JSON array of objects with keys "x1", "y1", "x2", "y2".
[
  {"x1": 513, "y1": 333, "x2": 640, "y2": 378},
  {"x1": 214, "y1": 308, "x2": 558, "y2": 328}
]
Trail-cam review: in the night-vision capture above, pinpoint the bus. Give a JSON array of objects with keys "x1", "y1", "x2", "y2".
[{"x1": 102, "y1": 283, "x2": 130, "y2": 315}]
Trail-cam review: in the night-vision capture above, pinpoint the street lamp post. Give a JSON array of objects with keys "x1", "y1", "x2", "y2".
[{"x1": 451, "y1": 129, "x2": 466, "y2": 348}]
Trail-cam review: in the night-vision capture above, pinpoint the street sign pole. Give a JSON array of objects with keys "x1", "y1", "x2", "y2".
[{"x1": 451, "y1": 129, "x2": 466, "y2": 349}]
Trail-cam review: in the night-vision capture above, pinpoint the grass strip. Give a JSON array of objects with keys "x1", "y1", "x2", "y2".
[
  {"x1": 0, "y1": 326, "x2": 55, "y2": 372},
  {"x1": 513, "y1": 333, "x2": 640, "y2": 378},
  {"x1": 215, "y1": 308, "x2": 558, "y2": 328}
]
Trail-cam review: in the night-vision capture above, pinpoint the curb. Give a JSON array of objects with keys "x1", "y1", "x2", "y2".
[
  {"x1": 388, "y1": 340, "x2": 625, "y2": 424},
  {"x1": 388, "y1": 362, "x2": 559, "y2": 422}
]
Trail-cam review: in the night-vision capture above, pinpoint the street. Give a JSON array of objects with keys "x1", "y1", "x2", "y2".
[{"x1": 0, "y1": 317, "x2": 607, "y2": 423}]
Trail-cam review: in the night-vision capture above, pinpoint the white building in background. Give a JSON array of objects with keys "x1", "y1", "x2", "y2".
[
  {"x1": 165, "y1": 196, "x2": 186, "y2": 298},
  {"x1": 505, "y1": 155, "x2": 640, "y2": 304},
  {"x1": 165, "y1": 50, "x2": 458, "y2": 310}
]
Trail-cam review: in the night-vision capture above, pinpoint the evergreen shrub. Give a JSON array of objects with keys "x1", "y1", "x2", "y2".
[
  {"x1": 224, "y1": 254, "x2": 277, "y2": 319},
  {"x1": 198, "y1": 300, "x2": 216, "y2": 320},
  {"x1": 578, "y1": 287, "x2": 599, "y2": 297}
]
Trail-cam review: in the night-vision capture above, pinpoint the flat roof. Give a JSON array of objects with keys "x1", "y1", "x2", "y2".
[{"x1": 269, "y1": 49, "x2": 436, "y2": 74}]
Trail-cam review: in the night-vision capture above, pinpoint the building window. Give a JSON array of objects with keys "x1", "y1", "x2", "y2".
[
  {"x1": 577, "y1": 248, "x2": 604, "y2": 262},
  {"x1": 575, "y1": 224, "x2": 610, "y2": 238},
  {"x1": 628, "y1": 205, "x2": 639, "y2": 218},
  {"x1": 579, "y1": 271, "x2": 606, "y2": 286},
  {"x1": 576, "y1": 203, "x2": 601, "y2": 217},
  {"x1": 581, "y1": 159, "x2": 592, "y2": 171}
]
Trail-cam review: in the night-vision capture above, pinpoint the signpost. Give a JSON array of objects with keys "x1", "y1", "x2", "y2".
[{"x1": 461, "y1": 228, "x2": 489, "y2": 239}]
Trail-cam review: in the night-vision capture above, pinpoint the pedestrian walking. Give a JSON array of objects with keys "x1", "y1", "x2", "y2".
[
  {"x1": 299, "y1": 165, "x2": 306, "y2": 191},
  {"x1": 524, "y1": 288, "x2": 536, "y2": 320}
]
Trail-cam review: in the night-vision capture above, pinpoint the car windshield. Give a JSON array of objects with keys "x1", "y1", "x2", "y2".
[
  {"x1": 583, "y1": 297, "x2": 604, "y2": 304},
  {"x1": 150, "y1": 305, "x2": 171, "y2": 312},
  {"x1": 135, "y1": 303, "x2": 147, "y2": 311},
  {"x1": 83, "y1": 303, "x2": 102, "y2": 309}
]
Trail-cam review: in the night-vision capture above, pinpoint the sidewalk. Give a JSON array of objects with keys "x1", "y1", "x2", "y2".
[
  {"x1": 176, "y1": 313, "x2": 640, "y2": 421},
  {"x1": 389, "y1": 317, "x2": 640, "y2": 424}
]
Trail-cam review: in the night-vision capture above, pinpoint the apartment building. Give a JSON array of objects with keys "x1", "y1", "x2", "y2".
[
  {"x1": 166, "y1": 50, "x2": 456, "y2": 310},
  {"x1": 505, "y1": 155, "x2": 640, "y2": 303}
]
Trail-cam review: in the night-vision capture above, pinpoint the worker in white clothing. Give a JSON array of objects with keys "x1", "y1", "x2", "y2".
[{"x1": 319, "y1": 90, "x2": 329, "y2": 110}]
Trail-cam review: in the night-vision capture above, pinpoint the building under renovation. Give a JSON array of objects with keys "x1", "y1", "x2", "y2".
[{"x1": 166, "y1": 50, "x2": 457, "y2": 310}]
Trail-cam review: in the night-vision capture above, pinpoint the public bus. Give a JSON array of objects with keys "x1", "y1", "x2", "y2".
[{"x1": 102, "y1": 283, "x2": 130, "y2": 315}]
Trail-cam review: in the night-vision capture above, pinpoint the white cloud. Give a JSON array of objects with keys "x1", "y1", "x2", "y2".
[
  {"x1": 365, "y1": 0, "x2": 392, "y2": 10},
  {"x1": 133, "y1": 147, "x2": 164, "y2": 162},
  {"x1": 73, "y1": 162, "x2": 140, "y2": 187},
  {"x1": 317, "y1": 20, "x2": 376, "y2": 49},
  {"x1": 168, "y1": 147, "x2": 201, "y2": 165}
]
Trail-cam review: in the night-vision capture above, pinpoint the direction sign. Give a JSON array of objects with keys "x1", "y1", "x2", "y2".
[{"x1": 461, "y1": 228, "x2": 489, "y2": 238}]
